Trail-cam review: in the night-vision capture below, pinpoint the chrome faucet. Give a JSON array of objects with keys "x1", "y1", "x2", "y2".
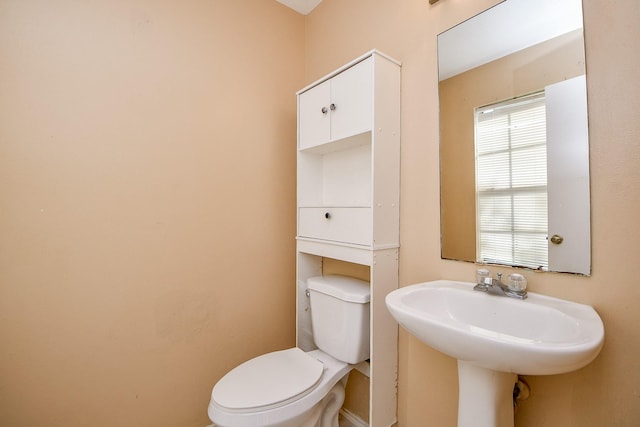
[{"x1": 474, "y1": 272, "x2": 528, "y2": 300}]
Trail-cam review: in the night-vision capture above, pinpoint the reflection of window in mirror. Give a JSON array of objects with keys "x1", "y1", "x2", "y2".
[
  {"x1": 475, "y1": 92, "x2": 547, "y2": 270},
  {"x1": 437, "y1": 0, "x2": 591, "y2": 275}
]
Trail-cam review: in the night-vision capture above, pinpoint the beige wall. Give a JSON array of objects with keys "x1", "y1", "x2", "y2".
[
  {"x1": 0, "y1": 1, "x2": 304, "y2": 426},
  {"x1": 2, "y1": 0, "x2": 640, "y2": 426},
  {"x1": 305, "y1": 0, "x2": 640, "y2": 426}
]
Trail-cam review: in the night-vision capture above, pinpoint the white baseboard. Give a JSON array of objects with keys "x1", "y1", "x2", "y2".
[{"x1": 340, "y1": 408, "x2": 369, "y2": 427}]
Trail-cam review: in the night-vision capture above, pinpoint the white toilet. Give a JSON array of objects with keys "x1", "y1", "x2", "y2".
[{"x1": 208, "y1": 274, "x2": 370, "y2": 427}]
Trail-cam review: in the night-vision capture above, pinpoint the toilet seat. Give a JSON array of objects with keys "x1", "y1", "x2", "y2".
[
  {"x1": 208, "y1": 349, "x2": 352, "y2": 427},
  {"x1": 212, "y1": 348, "x2": 324, "y2": 411}
]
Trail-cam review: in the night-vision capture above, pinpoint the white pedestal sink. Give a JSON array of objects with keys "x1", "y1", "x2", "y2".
[{"x1": 385, "y1": 280, "x2": 604, "y2": 427}]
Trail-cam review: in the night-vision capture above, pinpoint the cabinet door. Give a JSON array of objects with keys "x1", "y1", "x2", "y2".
[
  {"x1": 299, "y1": 79, "x2": 331, "y2": 150},
  {"x1": 330, "y1": 57, "x2": 373, "y2": 142}
]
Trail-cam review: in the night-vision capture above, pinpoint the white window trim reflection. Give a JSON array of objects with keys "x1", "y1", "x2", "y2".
[{"x1": 475, "y1": 92, "x2": 548, "y2": 270}]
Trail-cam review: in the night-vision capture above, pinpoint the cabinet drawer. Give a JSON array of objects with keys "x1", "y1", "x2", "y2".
[{"x1": 298, "y1": 207, "x2": 371, "y2": 246}]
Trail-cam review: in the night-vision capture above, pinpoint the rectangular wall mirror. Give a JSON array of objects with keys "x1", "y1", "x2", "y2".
[{"x1": 438, "y1": 0, "x2": 591, "y2": 275}]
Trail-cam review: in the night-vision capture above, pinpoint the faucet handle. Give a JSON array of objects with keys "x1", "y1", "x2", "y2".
[
  {"x1": 507, "y1": 274, "x2": 527, "y2": 292},
  {"x1": 475, "y1": 268, "x2": 491, "y2": 285}
]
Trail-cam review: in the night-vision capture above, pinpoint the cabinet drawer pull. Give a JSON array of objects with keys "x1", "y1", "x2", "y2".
[
  {"x1": 324, "y1": 212, "x2": 331, "y2": 219},
  {"x1": 330, "y1": 103, "x2": 336, "y2": 111},
  {"x1": 321, "y1": 106, "x2": 328, "y2": 114}
]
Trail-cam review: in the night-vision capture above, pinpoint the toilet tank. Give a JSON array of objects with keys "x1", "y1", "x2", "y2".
[{"x1": 307, "y1": 275, "x2": 370, "y2": 364}]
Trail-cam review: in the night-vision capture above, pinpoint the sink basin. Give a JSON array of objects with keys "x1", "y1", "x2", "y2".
[
  {"x1": 385, "y1": 279, "x2": 604, "y2": 375},
  {"x1": 386, "y1": 280, "x2": 604, "y2": 427}
]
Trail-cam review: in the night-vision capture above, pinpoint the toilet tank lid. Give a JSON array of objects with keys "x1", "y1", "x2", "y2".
[{"x1": 307, "y1": 275, "x2": 370, "y2": 303}]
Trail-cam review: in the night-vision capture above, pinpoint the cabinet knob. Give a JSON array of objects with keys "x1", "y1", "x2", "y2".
[
  {"x1": 330, "y1": 103, "x2": 336, "y2": 111},
  {"x1": 321, "y1": 106, "x2": 328, "y2": 114},
  {"x1": 324, "y1": 212, "x2": 331, "y2": 219}
]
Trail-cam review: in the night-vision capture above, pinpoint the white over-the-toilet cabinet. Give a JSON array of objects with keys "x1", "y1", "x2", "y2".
[{"x1": 296, "y1": 50, "x2": 400, "y2": 426}]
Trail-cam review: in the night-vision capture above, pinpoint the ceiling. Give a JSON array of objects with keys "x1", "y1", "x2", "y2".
[
  {"x1": 276, "y1": 0, "x2": 322, "y2": 15},
  {"x1": 438, "y1": 0, "x2": 583, "y2": 80}
]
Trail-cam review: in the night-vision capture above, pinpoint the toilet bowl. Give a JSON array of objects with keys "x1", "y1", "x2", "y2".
[
  {"x1": 208, "y1": 348, "x2": 352, "y2": 427},
  {"x1": 207, "y1": 275, "x2": 370, "y2": 427}
]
